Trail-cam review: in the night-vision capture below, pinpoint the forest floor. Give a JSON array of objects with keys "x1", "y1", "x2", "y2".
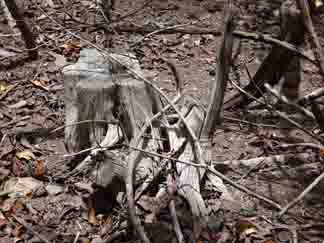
[{"x1": 0, "y1": 0, "x2": 324, "y2": 242}]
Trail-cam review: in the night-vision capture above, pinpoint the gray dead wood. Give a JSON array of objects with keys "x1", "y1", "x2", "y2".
[
  {"x1": 62, "y1": 48, "x2": 163, "y2": 186},
  {"x1": 199, "y1": 2, "x2": 236, "y2": 225},
  {"x1": 173, "y1": 102, "x2": 209, "y2": 235},
  {"x1": 62, "y1": 48, "x2": 230, "y2": 242},
  {"x1": 165, "y1": 96, "x2": 231, "y2": 238},
  {"x1": 202, "y1": 0, "x2": 236, "y2": 137},
  {"x1": 223, "y1": 1, "x2": 305, "y2": 109}
]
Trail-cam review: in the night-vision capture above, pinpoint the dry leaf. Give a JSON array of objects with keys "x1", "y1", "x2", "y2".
[
  {"x1": 13, "y1": 224, "x2": 24, "y2": 238},
  {"x1": 0, "y1": 81, "x2": 10, "y2": 93},
  {"x1": 320, "y1": 148, "x2": 324, "y2": 158},
  {"x1": 30, "y1": 79, "x2": 49, "y2": 91},
  {"x1": 16, "y1": 150, "x2": 36, "y2": 161},
  {"x1": 88, "y1": 207, "x2": 98, "y2": 225},
  {"x1": 61, "y1": 40, "x2": 81, "y2": 57},
  {"x1": 11, "y1": 199, "x2": 25, "y2": 214},
  {"x1": 236, "y1": 219, "x2": 258, "y2": 241},
  {"x1": 34, "y1": 160, "x2": 46, "y2": 177}
]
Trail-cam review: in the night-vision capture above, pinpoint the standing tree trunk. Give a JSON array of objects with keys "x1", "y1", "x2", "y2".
[{"x1": 3, "y1": 0, "x2": 38, "y2": 60}]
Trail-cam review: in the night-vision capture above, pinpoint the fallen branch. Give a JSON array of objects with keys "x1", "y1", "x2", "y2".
[
  {"x1": 230, "y1": 80, "x2": 323, "y2": 143},
  {"x1": 276, "y1": 142, "x2": 324, "y2": 150},
  {"x1": 114, "y1": 24, "x2": 222, "y2": 36},
  {"x1": 264, "y1": 83, "x2": 315, "y2": 120},
  {"x1": 297, "y1": 87, "x2": 324, "y2": 106},
  {"x1": 278, "y1": 169, "x2": 324, "y2": 218},
  {"x1": 213, "y1": 152, "x2": 317, "y2": 168},
  {"x1": 126, "y1": 145, "x2": 282, "y2": 210},
  {"x1": 233, "y1": 30, "x2": 316, "y2": 65},
  {"x1": 131, "y1": 22, "x2": 200, "y2": 47}
]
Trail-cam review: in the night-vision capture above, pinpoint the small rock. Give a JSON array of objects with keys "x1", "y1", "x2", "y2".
[{"x1": 45, "y1": 184, "x2": 64, "y2": 195}]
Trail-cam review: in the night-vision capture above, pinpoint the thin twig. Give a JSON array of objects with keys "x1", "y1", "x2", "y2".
[
  {"x1": 0, "y1": 33, "x2": 20, "y2": 37},
  {"x1": 0, "y1": 116, "x2": 30, "y2": 129},
  {"x1": 115, "y1": 0, "x2": 151, "y2": 22},
  {"x1": 230, "y1": 80, "x2": 323, "y2": 143},
  {"x1": 297, "y1": 87, "x2": 324, "y2": 105},
  {"x1": 234, "y1": 30, "x2": 316, "y2": 65},
  {"x1": 169, "y1": 200, "x2": 184, "y2": 243},
  {"x1": 223, "y1": 116, "x2": 280, "y2": 128},
  {"x1": 130, "y1": 21, "x2": 199, "y2": 47},
  {"x1": 278, "y1": 169, "x2": 324, "y2": 218},
  {"x1": 264, "y1": 83, "x2": 315, "y2": 120},
  {"x1": 125, "y1": 144, "x2": 282, "y2": 210},
  {"x1": 114, "y1": 23, "x2": 222, "y2": 36},
  {"x1": 160, "y1": 57, "x2": 184, "y2": 96},
  {"x1": 276, "y1": 142, "x2": 324, "y2": 150},
  {"x1": 73, "y1": 232, "x2": 80, "y2": 243},
  {"x1": 135, "y1": 158, "x2": 169, "y2": 202}
]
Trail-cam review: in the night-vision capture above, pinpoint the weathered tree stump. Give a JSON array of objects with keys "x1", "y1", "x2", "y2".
[
  {"x1": 62, "y1": 48, "x2": 230, "y2": 242},
  {"x1": 62, "y1": 48, "x2": 165, "y2": 186}
]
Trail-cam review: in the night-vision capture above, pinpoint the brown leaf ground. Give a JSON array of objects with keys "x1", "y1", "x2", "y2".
[{"x1": 0, "y1": 0, "x2": 324, "y2": 242}]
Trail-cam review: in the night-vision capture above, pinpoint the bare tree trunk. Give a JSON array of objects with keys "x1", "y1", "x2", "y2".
[
  {"x1": 223, "y1": 1, "x2": 304, "y2": 109},
  {"x1": 3, "y1": 0, "x2": 38, "y2": 60}
]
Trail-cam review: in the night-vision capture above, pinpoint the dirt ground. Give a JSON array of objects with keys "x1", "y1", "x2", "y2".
[{"x1": 0, "y1": 0, "x2": 324, "y2": 242}]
